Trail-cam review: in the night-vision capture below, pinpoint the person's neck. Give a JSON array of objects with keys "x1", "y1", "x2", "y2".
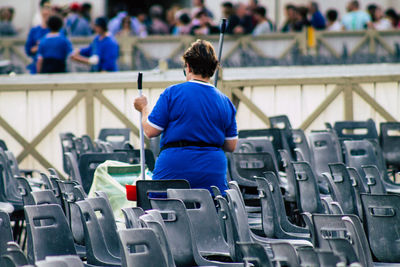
[{"x1": 190, "y1": 74, "x2": 210, "y2": 83}]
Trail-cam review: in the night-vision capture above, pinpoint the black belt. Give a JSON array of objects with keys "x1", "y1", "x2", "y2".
[{"x1": 160, "y1": 140, "x2": 221, "y2": 153}]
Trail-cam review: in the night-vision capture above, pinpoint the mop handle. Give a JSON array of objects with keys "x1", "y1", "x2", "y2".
[
  {"x1": 137, "y1": 72, "x2": 145, "y2": 180},
  {"x1": 214, "y1": 18, "x2": 227, "y2": 88}
]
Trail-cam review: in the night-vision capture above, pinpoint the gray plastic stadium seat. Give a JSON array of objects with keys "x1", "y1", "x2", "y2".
[
  {"x1": 0, "y1": 211, "x2": 13, "y2": 254},
  {"x1": 334, "y1": 119, "x2": 378, "y2": 141},
  {"x1": 98, "y1": 128, "x2": 130, "y2": 149},
  {"x1": 64, "y1": 152, "x2": 82, "y2": 186},
  {"x1": 379, "y1": 122, "x2": 400, "y2": 169},
  {"x1": 36, "y1": 255, "x2": 84, "y2": 267},
  {"x1": 297, "y1": 246, "x2": 320, "y2": 266},
  {"x1": 118, "y1": 228, "x2": 168, "y2": 267},
  {"x1": 309, "y1": 131, "x2": 343, "y2": 179},
  {"x1": 278, "y1": 149, "x2": 299, "y2": 203},
  {"x1": 24, "y1": 204, "x2": 77, "y2": 263},
  {"x1": 292, "y1": 129, "x2": 313, "y2": 164},
  {"x1": 139, "y1": 211, "x2": 176, "y2": 267},
  {"x1": 86, "y1": 196, "x2": 121, "y2": 258},
  {"x1": 360, "y1": 194, "x2": 400, "y2": 263},
  {"x1": 292, "y1": 162, "x2": 325, "y2": 214},
  {"x1": 166, "y1": 188, "x2": 232, "y2": 259},
  {"x1": 269, "y1": 242, "x2": 300, "y2": 267},
  {"x1": 327, "y1": 163, "x2": 357, "y2": 214},
  {"x1": 346, "y1": 167, "x2": 366, "y2": 220},
  {"x1": 1, "y1": 242, "x2": 29, "y2": 267},
  {"x1": 121, "y1": 207, "x2": 145, "y2": 229},
  {"x1": 237, "y1": 242, "x2": 273, "y2": 267},
  {"x1": 150, "y1": 198, "x2": 244, "y2": 267},
  {"x1": 255, "y1": 174, "x2": 309, "y2": 240},
  {"x1": 361, "y1": 165, "x2": 387, "y2": 194},
  {"x1": 76, "y1": 200, "x2": 121, "y2": 266},
  {"x1": 15, "y1": 177, "x2": 35, "y2": 206}
]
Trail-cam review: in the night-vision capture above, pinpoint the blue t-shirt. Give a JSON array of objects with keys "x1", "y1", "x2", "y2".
[
  {"x1": 342, "y1": 10, "x2": 371, "y2": 30},
  {"x1": 148, "y1": 80, "x2": 238, "y2": 193},
  {"x1": 25, "y1": 26, "x2": 50, "y2": 74},
  {"x1": 80, "y1": 34, "x2": 119, "y2": 72},
  {"x1": 38, "y1": 33, "x2": 73, "y2": 60}
]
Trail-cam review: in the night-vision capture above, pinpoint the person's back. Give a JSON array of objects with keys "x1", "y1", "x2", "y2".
[
  {"x1": 37, "y1": 15, "x2": 72, "y2": 73},
  {"x1": 342, "y1": 1, "x2": 371, "y2": 30}
]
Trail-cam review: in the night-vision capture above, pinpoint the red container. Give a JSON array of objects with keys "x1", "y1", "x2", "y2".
[{"x1": 125, "y1": 184, "x2": 137, "y2": 201}]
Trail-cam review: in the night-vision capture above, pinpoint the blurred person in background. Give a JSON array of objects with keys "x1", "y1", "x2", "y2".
[
  {"x1": 252, "y1": 6, "x2": 273, "y2": 35},
  {"x1": 221, "y1": 1, "x2": 236, "y2": 34},
  {"x1": 36, "y1": 15, "x2": 72, "y2": 73},
  {"x1": 281, "y1": 4, "x2": 297, "y2": 32},
  {"x1": 293, "y1": 6, "x2": 310, "y2": 32},
  {"x1": 368, "y1": 4, "x2": 392, "y2": 30},
  {"x1": 25, "y1": 0, "x2": 52, "y2": 74},
  {"x1": 81, "y1": 2, "x2": 92, "y2": 23},
  {"x1": 108, "y1": 6, "x2": 141, "y2": 36},
  {"x1": 232, "y1": 3, "x2": 255, "y2": 34},
  {"x1": 116, "y1": 15, "x2": 135, "y2": 36},
  {"x1": 135, "y1": 10, "x2": 149, "y2": 37},
  {"x1": 342, "y1": 0, "x2": 371, "y2": 30},
  {"x1": 385, "y1": 8, "x2": 399, "y2": 29},
  {"x1": 71, "y1": 17, "x2": 119, "y2": 72},
  {"x1": 0, "y1": 7, "x2": 17, "y2": 36},
  {"x1": 190, "y1": 11, "x2": 218, "y2": 35},
  {"x1": 309, "y1": 2, "x2": 325, "y2": 30},
  {"x1": 65, "y1": 2, "x2": 92, "y2": 37},
  {"x1": 326, "y1": 9, "x2": 342, "y2": 31},
  {"x1": 148, "y1": 5, "x2": 169, "y2": 35},
  {"x1": 172, "y1": 10, "x2": 192, "y2": 35},
  {"x1": 166, "y1": 5, "x2": 181, "y2": 33},
  {"x1": 191, "y1": 0, "x2": 213, "y2": 20},
  {"x1": 32, "y1": 0, "x2": 51, "y2": 27}
]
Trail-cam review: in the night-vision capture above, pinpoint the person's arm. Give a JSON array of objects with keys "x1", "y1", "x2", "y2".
[
  {"x1": 70, "y1": 48, "x2": 90, "y2": 64},
  {"x1": 134, "y1": 95, "x2": 162, "y2": 138},
  {"x1": 223, "y1": 139, "x2": 237, "y2": 152},
  {"x1": 36, "y1": 57, "x2": 43, "y2": 73}
]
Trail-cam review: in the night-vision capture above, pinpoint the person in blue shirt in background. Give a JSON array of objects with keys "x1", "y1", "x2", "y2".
[
  {"x1": 71, "y1": 17, "x2": 119, "y2": 72},
  {"x1": 65, "y1": 2, "x2": 92, "y2": 37},
  {"x1": 36, "y1": 15, "x2": 72, "y2": 74},
  {"x1": 309, "y1": 2, "x2": 326, "y2": 30},
  {"x1": 134, "y1": 39, "x2": 238, "y2": 194},
  {"x1": 25, "y1": 0, "x2": 51, "y2": 74}
]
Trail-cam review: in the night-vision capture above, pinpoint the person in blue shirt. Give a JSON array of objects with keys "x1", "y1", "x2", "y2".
[
  {"x1": 65, "y1": 2, "x2": 92, "y2": 37},
  {"x1": 25, "y1": 1, "x2": 51, "y2": 74},
  {"x1": 36, "y1": 15, "x2": 73, "y2": 74},
  {"x1": 309, "y1": 2, "x2": 326, "y2": 30},
  {"x1": 134, "y1": 39, "x2": 238, "y2": 194},
  {"x1": 71, "y1": 17, "x2": 119, "y2": 72},
  {"x1": 342, "y1": 0, "x2": 372, "y2": 30}
]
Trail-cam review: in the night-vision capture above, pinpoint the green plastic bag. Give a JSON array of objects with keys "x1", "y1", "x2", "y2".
[{"x1": 88, "y1": 160, "x2": 152, "y2": 222}]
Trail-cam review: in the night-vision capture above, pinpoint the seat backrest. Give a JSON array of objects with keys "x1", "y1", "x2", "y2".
[
  {"x1": 121, "y1": 207, "x2": 145, "y2": 229},
  {"x1": 237, "y1": 242, "x2": 273, "y2": 267},
  {"x1": 342, "y1": 216, "x2": 374, "y2": 267},
  {"x1": 149, "y1": 198, "x2": 197, "y2": 267},
  {"x1": 297, "y1": 247, "x2": 320, "y2": 267},
  {"x1": 118, "y1": 228, "x2": 168, "y2": 267},
  {"x1": 0, "y1": 211, "x2": 13, "y2": 255},
  {"x1": 60, "y1": 132, "x2": 76, "y2": 174},
  {"x1": 81, "y1": 135, "x2": 95, "y2": 153},
  {"x1": 76, "y1": 199, "x2": 118, "y2": 265},
  {"x1": 0, "y1": 139, "x2": 8, "y2": 151},
  {"x1": 309, "y1": 131, "x2": 343, "y2": 177},
  {"x1": 113, "y1": 149, "x2": 156, "y2": 172},
  {"x1": 230, "y1": 152, "x2": 278, "y2": 187},
  {"x1": 334, "y1": 119, "x2": 378, "y2": 141},
  {"x1": 40, "y1": 173, "x2": 53, "y2": 190},
  {"x1": 98, "y1": 128, "x2": 131, "y2": 149},
  {"x1": 24, "y1": 204, "x2": 77, "y2": 262},
  {"x1": 139, "y1": 211, "x2": 176, "y2": 267},
  {"x1": 136, "y1": 179, "x2": 190, "y2": 211},
  {"x1": 361, "y1": 165, "x2": 387, "y2": 194},
  {"x1": 225, "y1": 189, "x2": 252, "y2": 242},
  {"x1": 166, "y1": 188, "x2": 229, "y2": 255},
  {"x1": 291, "y1": 129, "x2": 313, "y2": 164},
  {"x1": 310, "y1": 214, "x2": 349, "y2": 249},
  {"x1": 328, "y1": 163, "x2": 357, "y2": 214},
  {"x1": 278, "y1": 149, "x2": 298, "y2": 203},
  {"x1": 292, "y1": 162, "x2": 324, "y2": 214},
  {"x1": 270, "y1": 242, "x2": 300, "y2": 267},
  {"x1": 343, "y1": 140, "x2": 377, "y2": 179},
  {"x1": 64, "y1": 152, "x2": 82, "y2": 185},
  {"x1": 36, "y1": 255, "x2": 84, "y2": 267},
  {"x1": 5, "y1": 151, "x2": 21, "y2": 177},
  {"x1": 78, "y1": 152, "x2": 128, "y2": 193},
  {"x1": 379, "y1": 122, "x2": 400, "y2": 166},
  {"x1": 86, "y1": 197, "x2": 120, "y2": 258},
  {"x1": 31, "y1": 190, "x2": 59, "y2": 205},
  {"x1": 360, "y1": 193, "x2": 400, "y2": 263},
  {"x1": 0, "y1": 148, "x2": 22, "y2": 205},
  {"x1": 16, "y1": 177, "x2": 35, "y2": 206}
]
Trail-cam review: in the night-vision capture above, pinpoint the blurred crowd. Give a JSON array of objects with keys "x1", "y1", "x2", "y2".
[{"x1": 1, "y1": 0, "x2": 399, "y2": 74}]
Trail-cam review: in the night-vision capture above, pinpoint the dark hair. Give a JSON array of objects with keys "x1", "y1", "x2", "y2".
[
  {"x1": 254, "y1": 6, "x2": 266, "y2": 17},
  {"x1": 179, "y1": 13, "x2": 191, "y2": 24},
  {"x1": 311, "y1": 2, "x2": 319, "y2": 11},
  {"x1": 47, "y1": 15, "x2": 63, "y2": 32},
  {"x1": 40, "y1": 0, "x2": 50, "y2": 8},
  {"x1": 222, "y1": 2, "x2": 233, "y2": 9},
  {"x1": 351, "y1": 1, "x2": 359, "y2": 9},
  {"x1": 182, "y1": 39, "x2": 218, "y2": 78},
  {"x1": 195, "y1": 10, "x2": 208, "y2": 19},
  {"x1": 95, "y1": 17, "x2": 108, "y2": 31},
  {"x1": 286, "y1": 4, "x2": 296, "y2": 10},
  {"x1": 326, "y1": 9, "x2": 338, "y2": 22}
]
